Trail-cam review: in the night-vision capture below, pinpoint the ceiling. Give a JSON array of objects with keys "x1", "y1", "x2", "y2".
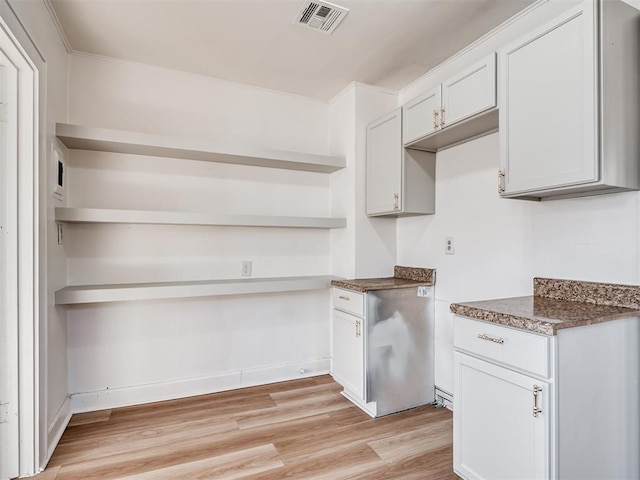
[{"x1": 49, "y1": 0, "x2": 535, "y2": 101}]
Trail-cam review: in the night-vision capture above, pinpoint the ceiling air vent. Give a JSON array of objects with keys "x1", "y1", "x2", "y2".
[{"x1": 295, "y1": 0, "x2": 349, "y2": 35}]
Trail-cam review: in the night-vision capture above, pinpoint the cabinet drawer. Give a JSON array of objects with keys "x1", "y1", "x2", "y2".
[
  {"x1": 332, "y1": 288, "x2": 364, "y2": 317},
  {"x1": 454, "y1": 316, "x2": 550, "y2": 378}
]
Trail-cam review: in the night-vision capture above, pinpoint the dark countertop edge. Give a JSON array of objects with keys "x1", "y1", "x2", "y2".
[
  {"x1": 450, "y1": 300, "x2": 640, "y2": 336},
  {"x1": 331, "y1": 278, "x2": 435, "y2": 293},
  {"x1": 450, "y1": 302, "x2": 556, "y2": 336}
]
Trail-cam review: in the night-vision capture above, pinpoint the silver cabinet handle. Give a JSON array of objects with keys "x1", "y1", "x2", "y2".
[
  {"x1": 532, "y1": 384, "x2": 543, "y2": 417},
  {"x1": 440, "y1": 106, "x2": 446, "y2": 128},
  {"x1": 477, "y1": 333, "x2": 504, "y2": 344},
  {"x1": 338, "y1": 295, "x2": 350, "y2": 301},
  {"x1": 355, "y1": 320, "x2": 361, "y2": 337},
  {"x1": 433, "y1": 109, "x2": 439, "y2": 129},
  {"x1": 498, "y1": 170, "x2": 505, "y2": 194},
  {"x1": 393, "y1": 193, "x2": 399, "y2": 211}
]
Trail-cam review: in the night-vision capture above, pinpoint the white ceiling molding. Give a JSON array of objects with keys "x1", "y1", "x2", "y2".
[
  {"x1": 399, "y1": 0, "x2": 548, "y2": 98},
  {"x1": 42, "y1": 0, "x2": 72, "y2": 53}
]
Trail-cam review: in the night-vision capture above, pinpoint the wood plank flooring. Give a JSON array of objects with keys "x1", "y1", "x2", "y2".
[{"x1": 35, "y1": 376, "x2": 457, "y2": 479}]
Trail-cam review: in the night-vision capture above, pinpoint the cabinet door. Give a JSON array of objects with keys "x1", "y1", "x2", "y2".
[
  {"x1": 454, "y1": 352, "x2": 550, "y2": 480},
  {"x1": 332, "y1": 309, "x2": 364, "y2": 400},
  {"x1": 499, "y1": 6, "x2": 598, "y2": 195},
  {"x1": 441, "y1": 53, "x2": 496, "y2": 128},
  {"x1": 402, "y1": 86, "x2": 441, "y2": 145},
  {"x1": 366, "y1": 108, "x2": 402, "y2": 215}
]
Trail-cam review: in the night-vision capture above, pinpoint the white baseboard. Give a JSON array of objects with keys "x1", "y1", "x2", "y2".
[
  {"x1": 47, "y1": 396, "x2": 71, "y2": 463},
  {"x1": 70, "y1": 358, "x2": 330, "y2": 413},
  {"x1": 240, "y1": 358, "x2": 329, "y2": 387}
]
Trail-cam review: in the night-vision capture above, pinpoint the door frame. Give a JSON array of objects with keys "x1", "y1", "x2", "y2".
[{"x1": 0, "y1": 9, "x2": 40, "y2": 478}]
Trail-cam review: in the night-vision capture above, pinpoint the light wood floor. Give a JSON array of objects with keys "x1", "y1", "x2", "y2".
[{"x1": 34, "y1": 376, "x2": 457, "y2": 479}]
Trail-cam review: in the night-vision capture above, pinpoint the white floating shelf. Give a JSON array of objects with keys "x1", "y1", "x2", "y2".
[
  {"x1": 55, "y1": 208, "x2": 346, "y2": 229},
  {"x1": 56, "y1": 123, "x2": 345, "y2": 173},
  {"x1": 55, "y1": 276, "x2": 340, "y2": 305}
]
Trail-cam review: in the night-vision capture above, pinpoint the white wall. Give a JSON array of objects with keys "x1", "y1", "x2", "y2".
[
  {"x1": 398, "y1": 134, "x2": 536, "y2": 394},
  {"x1": 353, "y1": 85, "x2": 399, "y2": 278},
  {"x1": 4, "y1": 0, "x2": 70, "y2": 466},
  {"x1": 396, "y1": 0, "x2": 640, "y2": 396},
  {"x1": 65, "y1": 54, "x2": 338, "y2": 412},
  {"x1": 329, "y1": 83, "x2": 398, "y2": 280},
  {"x1": 329, "y1": 84, "x2": 357, "y2": 278},
  {"x1": 68, "y1": 54, "x2": 329, "y2": 153}
]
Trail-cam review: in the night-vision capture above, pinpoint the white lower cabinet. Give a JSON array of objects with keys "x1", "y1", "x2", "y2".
[
  {"x1": 331, "y1": 287, "x2": 366, "y2": 402},
  {"x1": 331, "y1": 309, "x2": 364, "y2": 400},
  {"x1": 454, "y1": 314, "x2": 640, "y2": 480},
  {"x1": 454, "y1": 315, "x2": 552, "y2": 480},
  {"x1": 454, "y1": 352, "x2": 550, "y2": 480}
]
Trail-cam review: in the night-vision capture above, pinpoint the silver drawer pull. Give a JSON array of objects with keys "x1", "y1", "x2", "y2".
[
  {"x1": 532, "y1": 384, "x2": 543, "y2": 417},
  {"x1": 338, "y1": 295, "x2": 350, "y2": 301},
  {"x1": 477, "y1": 333, "x2": 504, "y2": 345}
]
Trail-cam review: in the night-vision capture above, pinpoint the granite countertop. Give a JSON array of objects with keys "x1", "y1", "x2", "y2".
[
  {"x1": 331, "y1": 265, "x2": 435, "y2": 293},
  {"x1": 450, "y1": 278, "x2": 640, "y2": 335}
]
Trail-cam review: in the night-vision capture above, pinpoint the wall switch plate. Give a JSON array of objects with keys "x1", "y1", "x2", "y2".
[
  {"x1": 445, "y1": 236, "x2": 455, "y2": 255},
  {"x1": 241, "y1": 260, "x2": 252, "y2": 277}
]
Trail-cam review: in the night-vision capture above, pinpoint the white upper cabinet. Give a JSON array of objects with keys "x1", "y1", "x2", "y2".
[
  {"x1": 402, "y1": 86, "x2": 441, "y2": 145},
  {"x1": 441, "y1": 53, "x2": 496, "y2": 128},
  {"x1": 499, "y1": 1, "x2": 640, "y2": 199},
  {"x1": 367, "y1": 109, "x2": 403, "y2": 215},
  {"x1": 366, "y1": 108, "x2": 436, "y2": 217},
  {"x1": 403, "y1": 54, "x2": 497, "y2": 152}
]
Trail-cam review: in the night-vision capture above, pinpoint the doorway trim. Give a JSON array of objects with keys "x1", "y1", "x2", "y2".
[{"x1": 0, "y1": 9, "x2": 40, "y2": 478}]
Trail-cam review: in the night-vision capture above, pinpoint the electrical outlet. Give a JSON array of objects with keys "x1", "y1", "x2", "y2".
[
  {"x1": 241, "y1": 260, "x2": 252, "y2": 277},
  {"x1": 445, "y1": 236, "x2": 455, "y2": 255},
  {"x1": 417, "y1": 286, "x2": 430, "y2": 297}
]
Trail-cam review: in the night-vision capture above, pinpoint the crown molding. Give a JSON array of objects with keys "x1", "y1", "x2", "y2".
[
  {"x1": 400, "y1": 0, "x2": 549, "y2": 96},
  {"x1": 42, "y1": 0, "x2": 72, "y2": 53}
]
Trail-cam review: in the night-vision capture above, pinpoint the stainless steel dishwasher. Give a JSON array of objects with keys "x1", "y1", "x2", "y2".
[{"x1": 365, "y1": 285, "x2": 435, "y2": 416}]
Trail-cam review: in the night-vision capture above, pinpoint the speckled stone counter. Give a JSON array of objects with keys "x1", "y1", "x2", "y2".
[
  {"x1": 331, "y1": 266, "x2": 435, "y2": 293},
  {"x1": 450, "y1": 278, "x2": 640, "y2": 336}
]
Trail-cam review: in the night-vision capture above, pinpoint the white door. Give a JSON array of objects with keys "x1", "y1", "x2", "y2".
[
  {"x1": 402, "y1": 86, "x2": 441, "y2": 144},
  {"x1": 0, "y1": 55, "x2": 20, "y2": 480},
  {"x1": 366, "y1": 108, "x2": 402, "y2": 216},
  {"x1": 441, "y1": 53, "x2": 496, "y2": 128},
  {"x1": 454, "y1": 352, "x2": 550, "y2": 480},
  {"x1": 499, "y1": 6, "x2": 598, "y2": 195},
  {"x1": 331, "y1": 310, "x2": 364, "y2": 400}
]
